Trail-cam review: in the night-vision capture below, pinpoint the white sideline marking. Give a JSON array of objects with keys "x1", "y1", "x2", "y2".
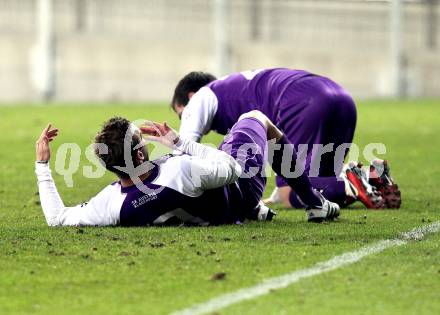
[{"x1": 172, "y1": 221, "x2": 440, "y2": 315}]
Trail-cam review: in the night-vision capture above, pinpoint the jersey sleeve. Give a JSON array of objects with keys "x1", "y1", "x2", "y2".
[
  {"x1": 35, "y1": 162, "x2": 123, "y2": 226},
  {"x1": 154, "y1": 153, "x2": 241, "y2": 198},
  {"x1": 178, "y1": 87, "x2": 218, "y2": 142},
  {"x1": 173, "y1": 138, "x2": 242, "y2": 192}
]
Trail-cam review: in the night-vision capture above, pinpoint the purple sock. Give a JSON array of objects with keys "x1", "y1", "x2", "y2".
[
  {"x1": 270, "y1": 135, "x2": 321, "y2": 207},
  {"x1": 289, "y1": 177, "x2": 346, "y2": 208}
]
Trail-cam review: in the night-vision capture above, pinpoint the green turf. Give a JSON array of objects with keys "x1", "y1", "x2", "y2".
[{"x1": 0, "y1": 100, "x2": 439, "y2": 315}]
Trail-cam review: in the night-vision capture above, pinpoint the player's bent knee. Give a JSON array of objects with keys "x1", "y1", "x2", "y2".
[{"x1": 239, "y1": 110, "x2": 269, "y2": 126}]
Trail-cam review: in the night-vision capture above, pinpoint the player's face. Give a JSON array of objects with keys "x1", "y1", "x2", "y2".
[
  {"x1": 173, "y1": 103, "x2": 185, "y2": 120},
  {"x1": 132, "y1": 129, "x2": 149, "y2": 164}
]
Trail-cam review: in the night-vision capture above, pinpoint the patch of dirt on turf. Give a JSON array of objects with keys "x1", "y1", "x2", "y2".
[
  {"x1": 211, "y1": 272, "x2": 227, "y2": 281},
  {"x1": 149, "y1": 242, "x2": 165, "y2": 248}
]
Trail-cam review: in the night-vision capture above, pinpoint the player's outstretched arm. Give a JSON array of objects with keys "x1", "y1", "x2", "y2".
[
  {"x1": 35, "y1": 124, "x2": 120, "y2": 227},
  {"x1": 35, "y1": 124, "x2": 65, "y2": 226}
]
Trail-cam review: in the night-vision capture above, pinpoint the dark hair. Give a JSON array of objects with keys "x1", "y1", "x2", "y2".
[
  {"x1": 171, "y1": 71, "x2": 217, "y2": 108},
  {"x1": 94, "y1": 117, "x2": 142, "y2": 179}
]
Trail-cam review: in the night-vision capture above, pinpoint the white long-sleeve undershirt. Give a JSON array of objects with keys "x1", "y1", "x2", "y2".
[
  {"x1": 35, "y1": 162, "x2": 123, "y2": 227},
  {"x1": 35, "y1": 163, "x2": 65, "y2": 226}
]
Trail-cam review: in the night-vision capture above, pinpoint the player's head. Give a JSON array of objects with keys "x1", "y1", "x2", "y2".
[
  {"x1": 94, "y1": 117, "x2": 148, "y2": 179},
  {"x1": 171, "y1": 71, "x2": 217, "y2": 118}
]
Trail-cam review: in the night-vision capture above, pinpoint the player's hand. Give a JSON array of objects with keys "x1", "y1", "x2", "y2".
[
  {"x1": 140, "y1": 121, "x2": 180, "y2": 149},
  {"x1": 36, "y1": 124, "x2": 59, "y2": 162}
]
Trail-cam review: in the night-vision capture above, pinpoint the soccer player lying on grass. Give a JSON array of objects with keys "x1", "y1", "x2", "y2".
[
  {"x1": 171, "y1": 68, "x2": 401, "y2": 209},
  {"x1": 35, "y1": 110, "x2": 340, "y2": 227}
]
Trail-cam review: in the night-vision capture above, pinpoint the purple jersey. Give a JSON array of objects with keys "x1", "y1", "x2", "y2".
[
  {"x1": 208, "y1": 68, "x2": 313, "y2": 135},
  {"x1": 179, "y1": 68, "x2": 356, "y2": 180}
]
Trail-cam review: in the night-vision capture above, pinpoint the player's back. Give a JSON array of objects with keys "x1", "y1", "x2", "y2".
[{"x1": 208, "y1": 68, "x2": 313, "y2": 134}]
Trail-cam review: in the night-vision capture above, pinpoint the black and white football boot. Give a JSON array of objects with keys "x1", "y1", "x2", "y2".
[
  {"x1": 251, "y1": 201, "x2": 277, "y2": 221},
  {"x1": 306, "y1": 190, "x2": 340, "y2": 223}
]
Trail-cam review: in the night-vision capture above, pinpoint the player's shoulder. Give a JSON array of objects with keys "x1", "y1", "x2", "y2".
[
  {"x1": 94, "y1": 181, "x2": 123, "y2": 198},
  {"x1": 183, "y1": 87, "x2": 219, "y2": 128},
  {"x1": 85, "y1": 180, "x2": 125, "y2": 212},
  {"x1": 188, "y1": 86, "x2": 217, "y2": 106}
]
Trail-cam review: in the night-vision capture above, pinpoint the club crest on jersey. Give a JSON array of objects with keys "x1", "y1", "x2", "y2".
[{"x1": 131, "y1": 193, "x2": 158, "y2": 208}]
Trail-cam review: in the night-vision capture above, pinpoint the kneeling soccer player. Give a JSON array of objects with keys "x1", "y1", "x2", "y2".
[
  {"x1": 35, "y1": 111, "x2": 340, "y2": 227},
  {"x1": 171, "y1": 68, "x2": 401, "y2": 209}
]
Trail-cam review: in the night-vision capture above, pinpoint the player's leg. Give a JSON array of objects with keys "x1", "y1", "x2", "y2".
[
  {"x1": 269, "y1": 76, "x2": 352, "y2": 207},
  {"x1": 273, "y1": 75, "x2": 383, "y2": 209},
  {"x1": 287, "y1": 177, "x2": 348, "y2": 207},
  {"x1": 313, "y1": 81, "x2": 384, "y2": 208},
  {"x1": 286, "y1": 161, "x2": 387, "y2": 209},
  {"x1": 218, "y1": 111, "x2": 274, "y2": 221},
  {"x1": 329, "y1": 89, "x2": 387, "y2": 209},
  {"x1": 236, "y1": 111, "x2": 321, "y2": 207},
  {"x1": 231, "y1": 110, "x2": 340, "y2": 222}
]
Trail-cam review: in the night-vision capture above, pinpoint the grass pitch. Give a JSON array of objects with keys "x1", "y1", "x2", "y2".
[{"x1": 0, "y1": 100, "x2": 439, "y2": 315}]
